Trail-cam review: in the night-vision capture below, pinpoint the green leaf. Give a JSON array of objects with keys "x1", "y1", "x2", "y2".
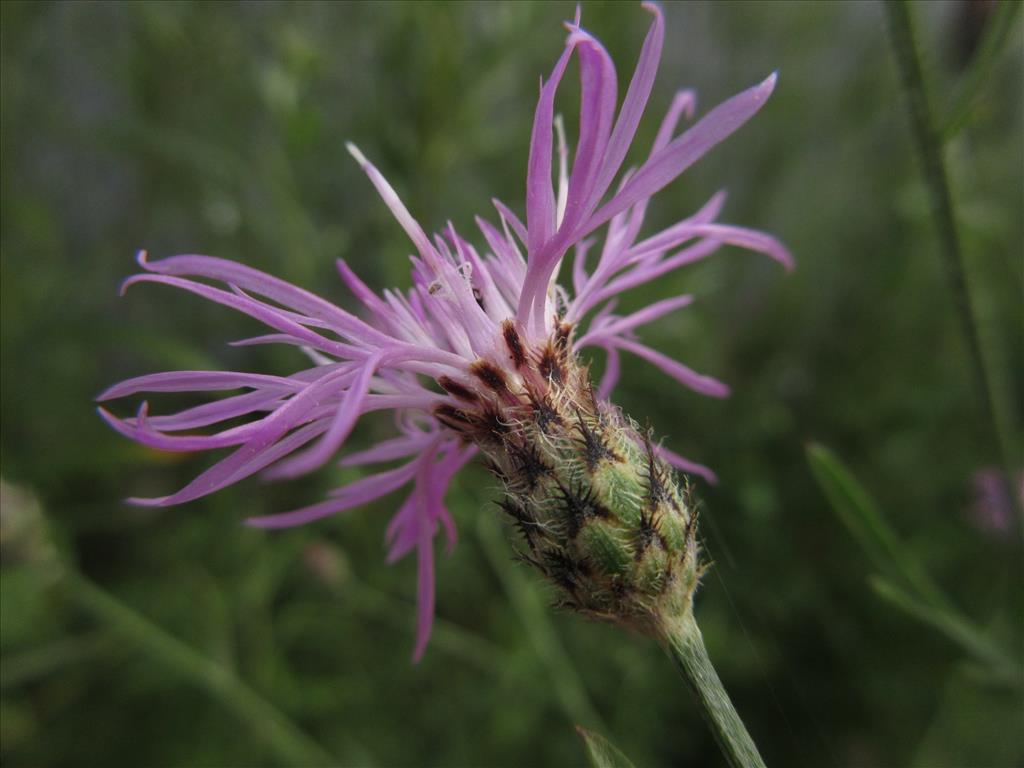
[
  {"x1": 807, "y1": 443, "x2": 1022, "y2": 685},
  {"x1": 805, "y1": 443, "x2": 947, "y2": 609},
  {"x1": 576, "y1": 726, "x2": 638, "y2": 768},
  {"x1": 870, "y1": 576, "x2": 1021, "y2": 688}
]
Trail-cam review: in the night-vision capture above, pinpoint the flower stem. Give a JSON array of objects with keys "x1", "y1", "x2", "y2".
[
  {"x1": 660, "y1": 613, "x2": 766, "y2": 768},
  {"x1": 65, "y1": 571, "x2": 335, "y2": 767},
  {"x1": 884, "y1": 0, "x2": 1019, "y2": 516}
]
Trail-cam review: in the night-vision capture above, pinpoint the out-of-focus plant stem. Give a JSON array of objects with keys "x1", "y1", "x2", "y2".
[
  {"x1": 942, "y1": 0, "x2": 1023, "y2": 139},
  {"x1": 476, "y1": 513, "x2": 605, "y2": 731},
  {"x1": 0, "y1": 632, "x2": 115, "y2": 690},
  {"x1": 884, "y1": 0, "x2": 1020, "y2": 521},
  {"x1": 661, "y1": 613, "x2": 766, "y2": 768},
  {"x1": 65, "y1": 571, "x2": 335, "y2": 767}
]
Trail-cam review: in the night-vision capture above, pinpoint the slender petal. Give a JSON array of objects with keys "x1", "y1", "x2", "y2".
[
  {"x1": 340, "y1": 433, "x2": 437, "y2": 467},
  {"x1": 591, "y1": 2, "x2": 665, "y2": 203},
  {"x1": 246, "y1": 458, "x2": 421, "y2": 529},
  {"x1": 97, "y1": 371, "x2": 298, "y2": 401},
  {"x1": 597, "y1": 345, "x2": 621, "y2": 400},
  {"x1": 587, "y1": 73, "x2": 778, "y2": 237},
  {"x1": 657, "y1": 445, "x2": 719, "y2": 485},
  {"x1": 577, "y1": 294, "x2": 693, "y2": 347},
  {"x1": 262, "y1": 352, "x2": 383, "y2": 480},
  {"x1": 611, "y1": 337, "x2": 730, "y2": 398}
]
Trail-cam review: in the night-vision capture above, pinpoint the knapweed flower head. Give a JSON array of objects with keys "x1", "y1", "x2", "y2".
[{"x1": 99, "y1": 3, "x2": 791, "y2": 660}]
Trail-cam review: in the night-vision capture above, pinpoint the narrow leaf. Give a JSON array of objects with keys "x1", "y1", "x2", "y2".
[
  {"x1": 870, "y1": 576, "x2": 1021, "y2": 687},
  {"x1": 805, "y1": 442, "x2": 947, "y2": 609}
]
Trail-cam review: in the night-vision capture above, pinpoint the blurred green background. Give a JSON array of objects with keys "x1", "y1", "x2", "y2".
[{"x1": 2, "y1": 1, "x2": 1021, "y2": 766}]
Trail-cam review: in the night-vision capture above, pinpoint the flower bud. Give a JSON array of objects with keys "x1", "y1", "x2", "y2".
[{"x1": 438, "y1": 322, "x2": 703, "y2": 636}]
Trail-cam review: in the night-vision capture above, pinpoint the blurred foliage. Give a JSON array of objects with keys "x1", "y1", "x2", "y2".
[{"x1": 1, "y1": 1, "x2": 1021, "y2": 766}]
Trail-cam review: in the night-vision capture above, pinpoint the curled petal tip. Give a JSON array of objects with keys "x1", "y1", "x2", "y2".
[
  {"x1": 345, "y1": 141, "x2": 368, "y2": 167},
  {"x1": 673, "y1": 89, "x2": 698, "y2": 119},
  {"x1": 135, "y1": 249, "x2": 150, "y2": 267},
  {"x1": 118, "y1": 274, "x2": 147, "y2": 297},
  {"x1": 125, "y1": 495, "x2": 169, "y2": 508},
  {"x1": 779, "y1": 248, "x2": 796, "y2": 272},
  {"x1": 641, "y1": 1, "x2": 663, "y2": 19}
]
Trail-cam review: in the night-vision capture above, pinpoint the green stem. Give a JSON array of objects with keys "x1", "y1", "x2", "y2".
[
  {"x1": 885, "y1": 0, "x2": 1018, "y2": 514},
  {"x1": 661, "y1": 613, "x2": 766, "y2": 768},
  {"x1": 65, "y1": 571, "x2": 335, "y2": 767}
]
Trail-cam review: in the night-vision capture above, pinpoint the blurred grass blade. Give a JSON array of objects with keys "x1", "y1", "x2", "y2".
[
  {"x1": 870, "y1": 576, "x2": 1021, "y2": 688},
  {"x1": 64, "y1": 572, "x2": 335, "y2": 767},
  {"x1": 942, "y1": 0, "x2": 1023, "y2": 140},
  {"x1": 476, "y1": 513, "x2": 605, "y2": 730},
  {"x1": 885, "y1": 1, "x2": 1016, "y2": 501},
  {"x1": 345, "y1": 574, "x2": 512, "y2": 674},
  {"x1": 576, "y1": 726, "x2": 638, "y2": 768},
  {"x1": 805, "y1": 442, "x2": 947, "y2": 609},
  {"x1": 0, "y1": 632, "x2": 114, "y2": 690}
]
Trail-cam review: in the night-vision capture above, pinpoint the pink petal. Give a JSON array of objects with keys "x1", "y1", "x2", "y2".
[
  {"x1": 559, "y1": 28, "x2": 617, "y2": 237},
  {"x1": 346, "y1": 144, "x2": 442, "y2": 273},
  {"x1": 612, "y1": 337, "x2": 730, "y2": 398},
  {"x1": 99, "y1": 404, "x2": 263, "y2": 452},
  {"x1": 578, "y1": 294, "x2": 693, "y2": 347},
  {"x1": 526, "y1": 42, "x2": 574, "y2": 258},
  {"x1": 490, "y1": 199, "x2": 528, "y2": 247},
  {"x1": 656, "y1": 445, "x2": 719, "y2": 485},
  {"x1": 675, "y1": 222, "x2": 794, "y2": 270},
  {"x1": 245, "y1": 459, "x2": 420, "y2": 529},
  {"x1": 142, "y1": 390, "x2": 286, "y2": 432},
  {"x1": 135, "y1": 250, "x2": 387, "y2": 344},
  {"x1": 653, "y1": 89, "x2": 698, "y2": 154},
  {"x1": 597, "y1": 345, "x2": 621, "y2": 401},
  {"x1": 588, "y1": 72, "x2": 778, "y2": 237},
  {"x1": 97, "y1": 370, "x2": 297, "y2": 401},
  {"x1": 339, "y1": 433, "x2": 437, "y2": 467},
  {"x1": 262, "y1": 352, "x2": 383, "y2": 480},
  {"x1": 122, "y1": 274, "x2": 359, "y2": 359},
  {"x1": 412, "y1": 531, "x2": 436, "y2": 663},
  {"x1": 591, "y1": 2, "x2": 664, "y2": 204},
  {"x1": 127, "y1": 367, "x2": 353, "y2": 506},
  {"x1": 585, "y1": 239, "x2": 723, "y2": 313}
]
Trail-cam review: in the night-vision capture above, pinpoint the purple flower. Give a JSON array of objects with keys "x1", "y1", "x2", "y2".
[{"x1": 99, "y1": 4, "x2": 790, "y2": 660}]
